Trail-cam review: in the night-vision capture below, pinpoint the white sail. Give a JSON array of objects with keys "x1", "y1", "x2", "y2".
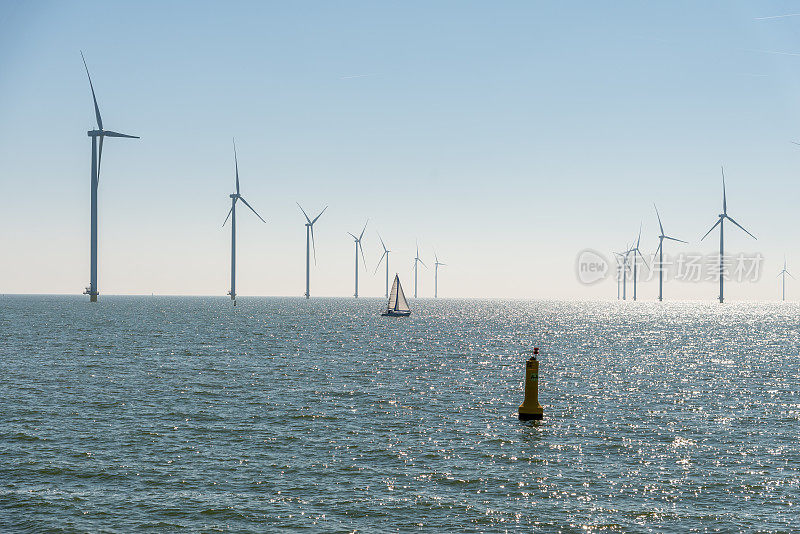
[
  {"x1": 394, "y1": 276, "x2": 410, "y2": 312},
  {"x1": 388, "y1": 276, "x2": 398, "y2": 312}
]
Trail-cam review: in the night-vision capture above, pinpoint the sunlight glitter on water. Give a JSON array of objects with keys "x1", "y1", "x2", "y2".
[{"x1": 1, "y1": 296, "x2": 799, "y2": 531}]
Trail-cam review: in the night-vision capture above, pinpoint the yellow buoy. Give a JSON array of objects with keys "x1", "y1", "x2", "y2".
[{"x1": 518, "y1": 347, "x2": 543, "y2": 421}]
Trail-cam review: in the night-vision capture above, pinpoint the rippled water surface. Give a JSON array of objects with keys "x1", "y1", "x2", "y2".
[{"x1": 1, "y1": 296, "x2": 799, "y2": 532}]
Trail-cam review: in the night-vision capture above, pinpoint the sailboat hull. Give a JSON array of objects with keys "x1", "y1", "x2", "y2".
[{"x1": 381, "y1": 310, "x2": 411, "y2": 317}]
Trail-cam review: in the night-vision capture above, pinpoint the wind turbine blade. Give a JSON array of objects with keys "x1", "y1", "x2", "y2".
[
  {"x1": 348, "y1": 232, "x2": 358, "y2": 240},
  {"x1": 296, "y1": 202, "x2": 312, "y2": 224},
  {"x1": 654, "y1": 203, "x2": 664, "y2": 235},
  {"x1": 792, "y1": 141, "x2": 800, "y2": 146},
  {"x1": 377, "y1": 232, "x2": 387, "y2": 252},
  {"x1": 721, "y1": 166, "x2": 727, "y2": 215},
  {"x1": 636, "y1": 249, "x2": 649, "y2": 269},
  {"x1": 358, "y1": 220, "x2": 368, "y2": 241},
  {"x1": 664, "y1": 235, "x2": 688, "y2": 243},
  {"x1": 701, "y1": 218, "x2": 722, "y2": 241},
  {"x1": 102, "y1": 131, "x2": 139, "y2": 138},
  {"x1": 375, "y1": 251, "x2": 387, "y2": 273},
  {"x1": 312, "y1": 205, "x2": 328, "y2": 224},
  {"x1": 789, "y1": 271, "x2": 796, "y2": 280},
  {"x1": 233, "y1": 139, "x2": 240, "y2": 195},
  {"x1": 359, "y1": 241, "x2": 367, "y2": 269},
  {"x1": 636, "y1": 223, "x2": 642, "y2": 248},
  {"x1": 654, "y1": 240, "x2": 662, "y2": 258},
  {"x1": 725, "y1": 216, "x2": 756, "y2": 240},
  {"x1": 81, "y1": 51, "x2": 103, "y2": 131},
  {"x1": 222, "y1": 205, "x2": 233, "y2": 226},
  {"x1": 239, "y1": 196, "x2": 266, "y2": 223},
  {"x1": 419, "y1": 259, "x2": 427, "y2": 269}
]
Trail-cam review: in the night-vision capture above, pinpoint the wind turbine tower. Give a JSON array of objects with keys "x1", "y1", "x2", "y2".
[
  {"x1": 375, "y1": 234, "x2": 391, "y2": 298},
  {"x1": 222, "y1": 141, "x2": 266, "y2": 304},
  {"x1": 80, "y1": 52, "x2": 139, "y2": 302},
  {"x1": 434, "y1": 252, "x2": 447, "y2": 298},
  {"x1": 298, "y1": 204, "x2": 327, "y2": 298},
  {"x1": 778, "y1": 256, "x2": 793, "y2": 301},
  {"x1": 413, "y1": 243, "x2": 427, "y2": 298},
  {"x1": 630, "y1": 226, "x2": 648, "y2": 301},
  {"x1": 348, "y1": 220, "x2": 368, "y2": 298},
  {"x1": 614, "y1": 250, "x2": 626, "y2": 300},
  {"x1": 700, "y1": 167, "x2": 756, "y2": 303},
  {"x1": 653, "y1": 204, "x2": 687, "y2": 302}
]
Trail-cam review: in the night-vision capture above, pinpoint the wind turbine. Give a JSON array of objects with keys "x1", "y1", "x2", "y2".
[
  {"x1": 222, "y1": 140, "x2": 266, "y2": 305},
  {"x1": 778, "y1": 256, "x2": 793, "y2": 301},
  {"x1": 413, "y1": 243, "x2": 427, "y2": 298},
  {"x1": 653, "y1": 204, "x2": 687, "y2": 302},
  {"x1": 619, "y1": 244, "x2": 633, "y2": 300},
  {"x1": 614, "y1": 249, "x2": 627, "y2": 300},
  {"x1": 375, "y1": 233, "x2": 391, "y2": 298},
  {"x1": 298, "y1": 203, "x2": 327, "y2": 298},
  {"x1": 701, "y1": 167, "x2": 756, "y2": 303},
  {"x1": 348, "y1": 220, "x2": 368, "y2": 298},
  {"x1": 630, "y1": 225, "x2": 649, "y2": 301},
  {"x1": 434, "y1": 252, "x2": 446, "y2": 298},
  {"x1": 80, "y1": 52, "x2": 139, "y2": 302}
]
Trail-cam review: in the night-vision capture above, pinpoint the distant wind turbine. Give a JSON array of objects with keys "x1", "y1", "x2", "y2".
[
  {"x1": 653, "y1": 204, "x2": 687, "y2": 302},
  {"x1": 375, "y1": 233, "x2": 391, "y2": 298},
  {"x1": 630, "y1": 226, "x2": 649, "y2": 301},
  {"x1": 80, "y1": 52, "x2": 139, "y2": 302},
  {"x1": 348, "y1": 220, "x2": 368, "y2": 298},
  {"x1": 701, "y1": 167, "x2": 756, "y2": 303},
  {"x1": 434, "y1": 252, "x2": 446, "y2": 298},
  {"x1": 298, "y1": 203, "x2": 327, "y2": 299},
  {"x1": 413, "y1": 243, "x2": 426, "y2": 298},
  {"x1": 222, "y1": 141, "x2": 266, "y2": 304},
  {"x1": 778, "y1": 256, "x2": 793, "y2": 301},
  {"x1": 614, "y1": 249, "x2": 627, "y2": 300}
]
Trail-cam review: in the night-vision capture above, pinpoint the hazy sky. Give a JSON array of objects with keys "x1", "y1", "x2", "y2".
[{"x1": 2, "y1": 1, "x2": 800, "y2": 300}]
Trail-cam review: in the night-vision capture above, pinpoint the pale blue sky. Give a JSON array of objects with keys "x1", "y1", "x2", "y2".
[{"x1": 1, "y1": 1, "x2": 799, "y2": 299}]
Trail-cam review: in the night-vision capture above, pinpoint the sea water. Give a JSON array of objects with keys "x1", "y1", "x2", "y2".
[{"x1": 1, "y1": 296, "x2": 798, "y2": 532}]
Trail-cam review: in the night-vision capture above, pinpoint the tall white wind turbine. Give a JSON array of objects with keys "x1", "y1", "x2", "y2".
[
  {"x1": 653, "y1": 204, "x2": 687, "y2": 302},
  {"x1": 222, "y1": 141, "x2": 266, "y2": 305},
  {"x1": 298, "y1": 203, "x2": 327, "y2": 299},
  {"x1": 80, "y1": 52, "x2": 139, "y2": 302},
  {"x1": 620, "y1": 244, "x2": 633, "y2": 300},
  {"x1": 614, "y1": 249, "x2": 627, "y2": 300},
  {"x1": 413, "y1": 243, "x2": 427, "y2": 298},
  {"x1": 700, "y1": 167, "x2": 756, "y2": 303},
  {"x1": 348, "y1": 220, "x2": 369, "y2": 298},
  {"x1": 434, "y1": 252, "x2": 446, "y2": 298},
  {"x1": 375, "y1": 233, "x2": 391, "y2": 298},
  {"x1": 778, "y1": 256, "x2": 793, "y2": 301},
  {"x1": 630, "y1": 226, "x2": 649, "y2": 301}
]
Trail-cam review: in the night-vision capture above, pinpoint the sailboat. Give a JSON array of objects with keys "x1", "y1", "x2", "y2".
[{"x1": 382, "y1": 274, "x2": 411, "y2": 317}]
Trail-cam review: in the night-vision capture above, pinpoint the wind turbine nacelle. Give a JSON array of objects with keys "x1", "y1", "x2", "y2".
[
  {"x1": 230, "y1": 194, "x2": 238, "y2": 199},
  {"x1": 87, "y1": 130, "x2": 104, "y2": 137}
]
